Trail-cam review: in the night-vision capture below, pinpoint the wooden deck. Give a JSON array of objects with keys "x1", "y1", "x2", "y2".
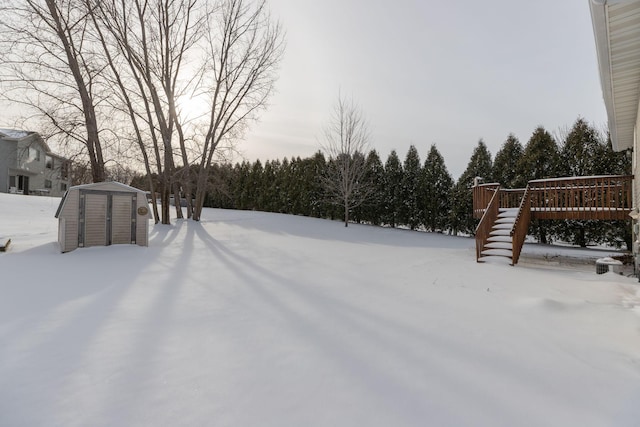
[
  {"x1": 473, "y1": 175, "x2": 633, "y2": 265},
  {"x1": 473, "y1": 175, "x2": 633, "y2": 221}
]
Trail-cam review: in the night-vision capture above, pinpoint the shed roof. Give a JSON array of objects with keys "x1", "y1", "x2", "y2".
[
  {"x1": 590, "y1": 0, "x2": 640, "y2": 151},
  {"x1": 70, "y1": 181, "x2": 147, "y2": 193},
  {"x1": 55, "y1": 181, "x2": 148, "y2": 218}
]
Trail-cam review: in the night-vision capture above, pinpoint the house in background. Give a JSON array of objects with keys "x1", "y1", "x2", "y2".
[
  {"x1": 0, "y1": 129, "x2": 70, "y2": 197},
  {"x1": 590, "y1": 0, "x2": 640, "y2": 262}
]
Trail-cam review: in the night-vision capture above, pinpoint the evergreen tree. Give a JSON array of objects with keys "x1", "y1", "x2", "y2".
[
  {"x1": 555, "y1": 119, "x2": 603, "y2": 246},
  {"x1": 260, "y1": 160, "x2": 278, "y2": 212},
  {"x1": 307, "y1": 151, "x2": 328, "y2": 218},
  {"x1": 601, "y1": 137, "x2": 633, "y2": 250},
  {"x1": 493, "y1": 134, "x2": 524, "y2": 188},
  {"x1": 555, "y1": 119, "x2": 633, "y2": 248},
  {"x1": 450, "y1": 140, "x2": 493, "y2": 235},
  {"x1": 247, "y1": 160, "x2": 263, "y2": 210},
  {"x1": 421, "y1": 144, "x2": 453, "y2": 232},
  {"x1": 400, "y1": 145, "x2": 422, "y2": 229},
  {"x1": 288, "y1": 157, "x2": 306, "y2": 215},
  {"x1": 354, "y1": 150, "x2": 385, "y2": 225},
  {"x1": 559, "y1": 118, "x2": 603, "y2": 177},
  {"x1": 519, "y1": 127, "x2": 559, "y2": 181},
  {"x1": 603, "y1": 137, "x2": 632, "y2": 176},
  {"x1": 234, "y1": 161, "x2": 252, "y2": 210},
  {"x1": 276, "y1": 158, "x2": 291, "y2": 213},
  {"x1": 383, "y1": 150, "x2": 403, "y2": 227},
  {"x1": 519, "y1": 126, "x2": 560, "y2": 243}
]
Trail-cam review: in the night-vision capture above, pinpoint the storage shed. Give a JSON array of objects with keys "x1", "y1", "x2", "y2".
[{"x1": 55, "y1": 182, "x2": 152, "y2": 253}]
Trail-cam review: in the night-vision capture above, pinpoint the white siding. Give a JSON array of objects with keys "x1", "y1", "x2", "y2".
[
  {"x1": 61, "y1": 190, "x2": 79, "y2": 252},
  {"x1": 58, "y1": 218, "x2": 65, "y2": 251},
  {"x1": 112, "y1": 195, "x2": 133, "y2": 244},
  {"x1": 57, "y1": 182, "x2": 151, "y2": 252},
  {"x1": 136, "y1": 197, "x2": 150, "y2": 246},
  {"x1": 85, "y1": 193, "x2": 107, "y2": 247}
]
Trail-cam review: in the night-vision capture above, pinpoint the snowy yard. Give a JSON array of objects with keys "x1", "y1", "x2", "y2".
[{"x1": 1, "y1": 193, "x2": 640, "y2": 427}]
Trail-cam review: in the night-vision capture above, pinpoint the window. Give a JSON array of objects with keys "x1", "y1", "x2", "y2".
[
  {"x1": 60, "y1": 183, "x2": 67, "y2": 192},
  {"x1": 29, "y1": 147, "x2": 40, "y2": 162},
  {"x1": 45, "y1": 155, "x2": 53, "y2": 169},
  {"x1": 44, "y1": 179, "x2": 52, "y2": 189}
]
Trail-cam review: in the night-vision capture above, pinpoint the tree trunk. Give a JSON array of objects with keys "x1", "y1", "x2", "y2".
[{"x1": 344, "y1": 202, "x2": 349, "y2": 227}]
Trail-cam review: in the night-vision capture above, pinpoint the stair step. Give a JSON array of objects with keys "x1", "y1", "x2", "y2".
[
  {"x1": 481, "y1": 248, "x2": 513, "y2": 258},
  {"x1": 495, "y1": 217, "x2": 516, "y2": 224},
  {"x1": 490, "y1": 229, "x2": 511, "y2": 236},
  {"x1": 485, "y1": 242, "x2": 512, "y2": 250},
  {"x1": 492, "y1": 223, "x2": 513, "y2": 230},
  {"x1": 499, "y1": 208, "x2": 519, "y2": 216},
  {"x1": 487, "y1": 235, "x2": 512, "y2": 243}
]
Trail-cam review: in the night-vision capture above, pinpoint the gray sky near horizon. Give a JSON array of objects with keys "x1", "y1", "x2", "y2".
[{"x1": 240, "y1": 0, "x2": 607, "y2": 179}]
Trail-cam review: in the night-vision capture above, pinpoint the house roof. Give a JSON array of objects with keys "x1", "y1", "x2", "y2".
[
  {"x1": 590, "y1": 0, "x2": 640, "y2": 151},
  {"x1": 0, "y1": 128, "x2": 32, "y2": 139},
  {"x1": 0, "y1": 129, "x2": 70, "y2": 161}
]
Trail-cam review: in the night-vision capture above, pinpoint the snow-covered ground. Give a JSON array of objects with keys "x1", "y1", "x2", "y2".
[{"x1": 1, "y1": 193, "x2": 639, "y2": 427}]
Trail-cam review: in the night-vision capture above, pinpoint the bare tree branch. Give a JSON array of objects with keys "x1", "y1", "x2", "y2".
[{"x1": 321, "y1": 93, "x2": 372, "y2": 227}]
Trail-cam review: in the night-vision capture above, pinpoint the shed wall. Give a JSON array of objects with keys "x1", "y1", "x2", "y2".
[
  {"x1": 61, "y1": 190, "x2": 79, "y2": 252},
  {"x1": 57, "y1": 183, "x2": 150, "y2": 252},
  {"x1": 136, "y1": 196, "x2": 150, "y2": 246},
  {"x1": 112, "y1": 194, "x2": 133, "y2": 244},
  {"x1": 84, "y1": 193, "x2": 108, "y2": 247}
]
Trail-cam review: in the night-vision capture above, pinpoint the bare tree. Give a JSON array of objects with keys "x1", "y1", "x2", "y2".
[
  {"x1": 1, "y1": 0, "x2": 284, "y2": 225},
  {"x1": 86, "y1": 0, "x2": 206, "y2": 223},
  {"x1": 90, "y1": 0, "x2": 283, "y2": 222},
  {"x1": 0, "y1": 0, "x2": 108, "y2": 183},
  {"x1": 321, "y1": 94, "x2": 371, "y2": 227},
  {"x1": 189, "y1": 0, "x2": 285, "y2": 220}
]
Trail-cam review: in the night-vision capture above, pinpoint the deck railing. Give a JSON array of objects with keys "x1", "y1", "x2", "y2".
[
  {"x1": 527, "y1": 175, "x2": 633, "y2": 220},
  {"x1": 475, "y1": 184, "x2": 501, "y2": 262},
  {"x1": 510, "y1": 186, "x2": 531, "y2": 265},
  {"x1": 473, "y1": 175, "x2": 633, "y2": 220},
  {"x1": 500, "y1": 188, "x2": 526, "y2": 210},
  {"x1": 473, "y1": 183, "x2": 500, "y2": 219}
]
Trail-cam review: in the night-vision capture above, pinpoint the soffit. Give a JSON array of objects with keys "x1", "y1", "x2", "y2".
[{"x1": 592, "y1": 1, "x2": 640, "y2": 150}]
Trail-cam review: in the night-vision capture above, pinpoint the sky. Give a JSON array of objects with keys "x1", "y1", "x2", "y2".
[{"x1": 239, "y1": 0, "x2": 608, "y2": 179}]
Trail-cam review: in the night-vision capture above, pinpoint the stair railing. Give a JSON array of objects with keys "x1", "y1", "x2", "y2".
[
  {"x1": 475, "y1": 185, "x2": 501, "y2": 262},
  {"x1": 472, "y1": 183, "x2": 500, "y2": 218},
  {"x1": 509, "y1": 185, "x2": 531, "y2": 265}
]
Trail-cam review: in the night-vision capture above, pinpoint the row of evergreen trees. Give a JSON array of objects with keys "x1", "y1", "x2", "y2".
[
  {"x1": 204, "y1": 144, "x2": 455, "y2": 231},
  {"x1": 449, "y1": 119, "x2": 631, "y2": 248},
  {"x1": 195, "y1": 118, "x2": 631, "y2": 248}
]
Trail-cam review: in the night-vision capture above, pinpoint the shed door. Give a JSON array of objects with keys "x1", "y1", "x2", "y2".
[
  {"x1": 84, "y1": 193, "x2": 107, "y2": 247},
  {"x1": 112, "y1": 195, "x2": 133, "y2": 244}
]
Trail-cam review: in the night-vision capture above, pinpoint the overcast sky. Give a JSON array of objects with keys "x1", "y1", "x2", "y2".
[{"x1": 240, "y1": 0, "x2": 607, "y2": 179}]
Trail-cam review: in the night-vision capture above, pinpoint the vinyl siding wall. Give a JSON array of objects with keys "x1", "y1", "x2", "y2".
[
  {"x1": 57, "y1": 183, "x2": 150, "y2": 252},
  {"x1": 58, "y1": 190, "x2": 79, "y2": 252},
  {"x1": 84, "y1": 193, "x2": 108, "y2": 247}
]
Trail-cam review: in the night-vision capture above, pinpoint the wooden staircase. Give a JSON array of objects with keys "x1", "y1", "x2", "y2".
[
  {"x1": 481, "y1": 208, "x2": 517, "y2": 260},
  {"x1": 473, "y1": 175, "x2": 632, "y2": 265},
  {"x1": 475, "y1": 186, "x2": 531, "y2": 265}
]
